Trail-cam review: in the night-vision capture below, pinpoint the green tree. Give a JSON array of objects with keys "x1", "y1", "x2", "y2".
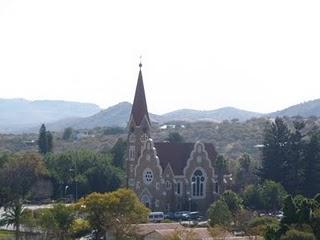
[
  {"x1": 38, "y1": 124, "x2": 48, "y2": 154},
  {"x1": 221, "y1": 190, "x2": 243, "y2": 216},
  {"x1": 260, "y1": 180, "x2": 286, "y2": 211},
  {"x1": 282, "y1": 195, "x2": 298, "y2": 225},
  {"x1": 167, "y1": 132, "x2": 184, "y2": 143},
  {"x1": 208, "y1": 199, "x2": 232, "y2": 227},
  {"x1": 285, "y1": 120, "x2": 305, "y2": 194},
  {"x1": 37, "y1": 204, "x2": 75, "y2": 240},
  {"x1": 47, "y1": 131, "x2": 53, "y2": 153},
  {"x1": 234, "y1": 153, "x2": 258, "y2": 192},
  {"x1": 0, "y1": 201, "x2": 24, "y2": 240},
  {"x1": 78, "y1": 188, "x2": 149, "y2": 240},
  {"x1": 38, "y1": 124, "x2": 53, "y2": 154},
  {"x1": 311, "y1": 209, "x2": 320, "y2": 240},
  {"x1": 45, "y1": 150, "x2": 124, "y2": 199},
  {"x1": 0, "y1": 152, "x2": 47, "y2": 240},
  {"x1": 242, "y1": 181, "x2": 286, "y2": 211},
  {"x1": 242, "y1": 184, "x2": 263, "y2": 210},
  {"x1": 215, "y1": 155, "x2": 229, "y2": 193},
  {"x1": 303, "y1": 132, "x2": 320, "y2": 197},
  {"x1": 62, "y1": 127, "x2": 74, "y2": 140},
  {"x1": 260, "y1": 118, "x2": 291, "y2": 184},
  {"x1": 281, "y1": 229, "x2": 315, "y2": 240},
  {"x1": 110, "y1": 138, "x2": 127, "y2": 169}
]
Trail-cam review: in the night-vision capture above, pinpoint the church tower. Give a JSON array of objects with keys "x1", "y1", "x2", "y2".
[{"x1": 127, "y1": 62, "x2": 151, "y2": 188}]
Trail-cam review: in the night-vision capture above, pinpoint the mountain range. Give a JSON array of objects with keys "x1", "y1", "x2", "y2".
[{"x1": 1, "y1": 98, "x2": 320, "y2": 133}]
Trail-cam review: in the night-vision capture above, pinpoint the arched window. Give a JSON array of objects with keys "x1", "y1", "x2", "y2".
[
  {"x1": 141, "y1": 195, "x2": 151, "y2": 208},
  {"x1": 129, "y1": 146, "x2": 135, "y2": 161},
  {"x1": 191, "y1": 169, "x2": 206, "y2": 197}
]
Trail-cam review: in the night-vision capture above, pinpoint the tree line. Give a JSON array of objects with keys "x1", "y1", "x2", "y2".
[{"x1": 260, "y1": 117, "x2": 320, "y2": 197}]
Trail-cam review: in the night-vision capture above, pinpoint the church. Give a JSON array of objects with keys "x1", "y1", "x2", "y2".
[{"x1": 126, "y1": 63, "x2": 223, "y2": 213}]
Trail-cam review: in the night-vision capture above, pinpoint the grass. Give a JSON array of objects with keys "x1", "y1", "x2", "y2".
[{"x1": 0, "y1": 230, "x2": 14, "y2": 237}]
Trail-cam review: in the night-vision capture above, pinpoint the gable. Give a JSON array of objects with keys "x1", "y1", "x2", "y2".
[{"x1": 154, "y1": 142, "x2": 217, "y2": 175}]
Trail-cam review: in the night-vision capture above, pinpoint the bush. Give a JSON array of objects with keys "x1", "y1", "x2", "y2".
[
  {"x1": 208, "y1": 199, "x2": 232, "y2": 227},
  {"x1": 221, "y1": 190, "x2": 243, "y2": 216},
  {"x1": 247, "y1": 216, "x2": 279, "y2": 236},
  {"x1": 280, "y1": 229, "x2": 316, "y2": 240},
  {"x1": 208, "y1": 225, "x2": 230, "y2": 238},
  {"x1": 70, "y1": 218, "x2": 91, "y2": 238}
]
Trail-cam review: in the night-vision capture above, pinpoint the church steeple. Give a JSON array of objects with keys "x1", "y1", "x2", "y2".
[{"x1": 130, "y1": 62, "x2": 150, "y2": 126}]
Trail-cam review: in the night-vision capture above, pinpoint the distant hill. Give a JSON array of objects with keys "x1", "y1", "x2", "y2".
[
  {"x1": 46, "y1": 103, "x2": 262, "y2": 131},
  {"x1": 0, "y1": 99, "x2": 101, "y2": 133},
  {"x1": 270, "y1": 99, "x2": 320, "y2": 118},
  {"x1": 47, "y1": 102, "x2": 161, "y2": 131},
  {"x1": 3, "y1": 97, "x2": 320, "y2": 133},
  {"x1": 161, "y1": 107, "x2": 262, "y2": 122}
]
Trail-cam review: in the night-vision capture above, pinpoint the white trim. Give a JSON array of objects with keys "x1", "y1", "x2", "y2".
[
  {"x1": 183, "y1": 141, "x2": 216, "y2": 178},
  {"x1": 134, "y1": 138, "x2": 163, "y2": 178}
]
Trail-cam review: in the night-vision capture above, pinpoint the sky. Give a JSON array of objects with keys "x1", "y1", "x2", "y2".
[{"x1": 0, "y1": 0, "x2": 320, "y2": 114}]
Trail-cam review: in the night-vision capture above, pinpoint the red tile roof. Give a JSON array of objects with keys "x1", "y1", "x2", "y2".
[
  {"x1": 131, "y1": 69, "x2": 150, "y2": 126},
  {"x1": 154, "y1": 142, "x2": 217, "y2": 175}
]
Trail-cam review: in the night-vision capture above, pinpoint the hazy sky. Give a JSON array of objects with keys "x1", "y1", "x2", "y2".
[{"x1": 0, "y1": 0, "x2": 319, "y2": 114}]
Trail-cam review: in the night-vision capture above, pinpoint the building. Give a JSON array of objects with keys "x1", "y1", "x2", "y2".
[{"x1": 126, "y1": 63, "x2": 224, "y2": 213}]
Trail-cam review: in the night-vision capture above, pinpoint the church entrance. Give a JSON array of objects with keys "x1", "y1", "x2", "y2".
[{"x1": 141, "y1": 194, "x2": 151, "y2": 209}]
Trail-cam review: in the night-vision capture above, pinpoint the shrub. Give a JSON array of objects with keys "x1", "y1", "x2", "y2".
[
  {"x1": 70, "y1": 218, "x2": 91, "y2": 238},
  {"x1": 280, "y1": 229, "x2": 316, "y2": 240},
  {"x1": 247, "y1": 216, "x2": 279, "y2": 236},
  {"x1": 208, "y1": 199, "x2": 232, "y2": 227}
]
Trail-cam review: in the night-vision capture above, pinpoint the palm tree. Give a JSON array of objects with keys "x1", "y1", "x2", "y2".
[{"x1": 0, "y1": 200, "x2": 24, "y2": 240}]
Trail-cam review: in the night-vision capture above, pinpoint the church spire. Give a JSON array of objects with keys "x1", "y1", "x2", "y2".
[{"x1": 130, "y1": 61, "x2": 150, "y2": 126}]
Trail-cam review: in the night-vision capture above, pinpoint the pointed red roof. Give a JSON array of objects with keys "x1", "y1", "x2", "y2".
[{"x1": 131, "y1": 65, "x2": 150, "y2": 125}]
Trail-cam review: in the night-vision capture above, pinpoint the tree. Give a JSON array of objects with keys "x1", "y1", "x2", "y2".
[
  {"x1": 37, "y1": 204, "x2": 75, "y2": 240},
  {"x1": 38, "y1": 124, "x2": 53, "y2": 154},
  {"x1": 282, "y1": 195, "x2": 298, "y2": 225},
  {"x1": 62, "y1": 127, "x2": 74, "y2": 140},
  {"x1": 234, "y1": 153, "x2": 258, "y2": 192},
  {"x1": 0, "y1": 201, "x2": 24, "y2": 240},
  {"x1": 46, "y1": 131, "x2": 53, "y2": 153},
  {"x1": 303, "y1": 132, "x2": 320, "y2": 197},
  {"x1": 44, "y1": 150, "x2": 124, "y2": 199},
  {"x1": 38, "y1": 124, "x2": 48, "y2": 154},
  {"x1": 221, "y1": 190, "x2": 243, "y2": 216},
  {"x1": 78, "y1": 188, "x2": 149, "y2": 240},
  {"x1": 285, "y1": 120, "x2": 305, "y2": 194},
  {"x1": 0, "y1": 152, "x2": 47, "y2": 240},
  {"x1": 215, "y1": 155, "x2": 229, "y2": 193},
  {"x1": 110, "y1": 138, "x2": 127, "y2": 169},
  {"x1": 167, "y1": 132, "x2": 184, "y2": 143},
  {"x1": 260, "y1": 118, "x2": 291, "y2": 184},
  {"x1": 208, "y1": 199, "x2": 232, "y2": 227},
  {"x1": 242, "y1": 184, "x2": 263, "y2": 210},
  {"x1": 260, "y1": 180, "x2": 286, "y2": 211},
  {"x1": 242, "y1": 181, "x2": 286, "y2": 211},
  {"x1": 311, "y1": 209, "x2": 320, "y2": 240}
]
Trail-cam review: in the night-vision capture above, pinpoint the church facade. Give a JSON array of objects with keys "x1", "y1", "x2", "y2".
[{"x1": 126, "y1": 64, "x2": 223, "y2": 213}]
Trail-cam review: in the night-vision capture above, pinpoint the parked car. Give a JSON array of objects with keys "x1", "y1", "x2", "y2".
[
  {"x1": 164, "y1": 212, "x2": 175, "y2": 220},
  {"x1": 174, "y1": 211, "x2": 190, "y2": 221},
  {"x1": 149, "y1": 212, "x2": 165, "y2": 223},
  {"x1": 188, "y1": 211, "x2": 202, "y2": 221}
]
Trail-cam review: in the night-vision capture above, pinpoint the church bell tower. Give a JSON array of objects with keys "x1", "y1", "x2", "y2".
[{"x1": 126, "y1": 62, "x2": 151, "y2": 188}]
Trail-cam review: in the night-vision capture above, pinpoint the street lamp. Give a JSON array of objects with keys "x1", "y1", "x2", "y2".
[{"x1": 64, "y1": 185, "x2": 69, "y2": 196}]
